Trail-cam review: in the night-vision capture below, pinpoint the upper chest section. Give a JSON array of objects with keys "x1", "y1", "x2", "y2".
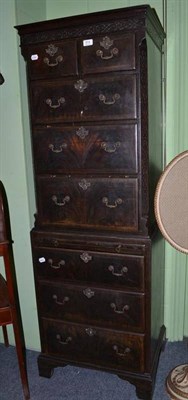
[{"x1": 23, "y1": 33, "x2": 136, "y2": 79}]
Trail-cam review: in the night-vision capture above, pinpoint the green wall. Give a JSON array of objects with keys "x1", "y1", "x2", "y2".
[
  {"x1": 46, "y1": 0, "x2": 163, "y2": 21},
  {"x1": 0, "y1": 0, "x2": 46, "y2": 349},
  {"x1": 0, "y1": 0, "x2": 187, "y2": 349},
  {"x1": 165, "y1": 0, "x2": 188, "y2": 339}
]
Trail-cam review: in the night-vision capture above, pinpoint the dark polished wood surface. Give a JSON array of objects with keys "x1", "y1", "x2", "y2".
[{"x1": 16, "y1": 5, "x2": 165, "y2": 399}]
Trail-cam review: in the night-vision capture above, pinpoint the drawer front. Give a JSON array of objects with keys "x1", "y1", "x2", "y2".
[
  {"x1": 30, "y1": 75, "x2": 137, "y2": 123},
  {"x1": 80, "y1": 75, "x2": 137, "y2": 121},
  {"x1": 26, "y1": 40, "x2": 78, "y2": 78},
  {"x1": 32, "y1": 124, "x2": 138, "y2": 174},
  {"x1": 42, "y1": 319, "x2": 145, "y2": 373},
  {"x1": 34, "y1": 248, "x2": 145, "y2": 292},
  {"x1": 30, "y1": 79, "x2": 80, "y2": 123},
  {"x1": 80, "y1": 33, "x2": 135, "y2": 73},
  {"x1": 38, "y1": 283, "x2": 145, "y2": 331},
  {"x1": 32, "y1": 230, "x2": 146, "y2": 256},
  {"x1": 36, "y1": 176, "x2": 139, "y2": 232}
]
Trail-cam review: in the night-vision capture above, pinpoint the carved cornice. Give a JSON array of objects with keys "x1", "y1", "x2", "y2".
[
  {"x1": 146, "y1": 13, "x2": 165, "y2": 50},
  {"x1": 20, "y1": 17, "x2": 145, "y2": 46},
  {"x1": 16, "y1": 6, "x2": 165, "y2": 52}
]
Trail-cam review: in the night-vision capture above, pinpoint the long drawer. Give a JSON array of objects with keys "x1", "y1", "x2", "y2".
[
  {"x1": 38, "y1": 282, "x2": 145, "y2": 332},
  {"x1": 32, "y1": 229, "x2": 147, "y2": 255},
  {"x1": 34, "y1": 247, "x2": 145, "y2": 292},
  {"x1": 42, "y1": 318, "x2": 145, "y2": 373},
  {"x1": 32, "y1": 124, "x2": 138, "y2": 174},
  {"x1": 30, "y1": 75, "x2": 137, "y2": 123},
  {"x1": 36, "y1": 176, "x2": 139, "y2": 232}
]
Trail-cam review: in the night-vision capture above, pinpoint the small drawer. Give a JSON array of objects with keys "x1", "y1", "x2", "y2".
[
  {"x1": 34, "y1": 248, "x2": 145, "y2": 292},
  {"x1": 42, "y1": 319, "x2": 145, "y2": 373},
  {"x1": 38, "y1": 283, "x2": 145, "y2": 332},
  {"x1": 36, "y1": 176, "x2": 139, "y2": 232},
  {"x1": 26, "y1": 40, "x2": 78, "y2": 78},
  {"x1": 32, "y1": 124, "x2": 138, "y2": 174},
  {"x1": 80, "y1": 33, "x2": 136, "y2": 74}
]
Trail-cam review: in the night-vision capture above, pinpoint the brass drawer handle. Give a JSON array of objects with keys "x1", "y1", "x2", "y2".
[
  {"x1": 56, "y1": 334, "x2": 72, "y2": 345},
  {"x1": 48, "y1": 259, "x2": 65, "y2": 269},
  {"x1": 96, "y1": 48, "x2": 119, "y2": 60},
  {"x1": 113, "y1": 345, "x2": 131, "y2": 357},
  {"x1": 43, "y1": 44, "x2": 64, "y2": 67},
  {"x1": 49, "y1": 143, "x2": 67, "y2": 153},
  {"x1": 85, "y1": 327, "x2": 96, "y2": 336},
  {"x1": 52, "y1": 294, "x2": 69, "y2": 306},
  {"x1": 74, "y1": 79, "x2": 88, "y2": 93},
  {"x1": 102, "y1": 197, "x2": 123, "y2": 208},
  {"x1": 110, "y1": 303, "x2": 130, "y2": 314},
  {"x1": 83, "y1": 288, "x2": 95, "y2": 299},
  {"x1": 96, "y1": 36, "x2": 119, "y2": 60},
  {"x1": 80, "y1": 252, "x2": 92, "y2": 263},
  {"x1": 101, "y1": 141, "x2": 120, "y2": 153},
  {"x1": 52, "y1": 195, "x2": 70, "y2": 206},
  {"x1": 43, "y1": 55, "x2": 63, "y2": 67},
  {"x1": 46, "y1": 97, "x2": 65, "y2": 108},
  {"x1": 108, "y1": 265, "x2": 128, "y2": 277},
  {"x1": 99, "y1": 93, "x2": 120, "y2": 105}
]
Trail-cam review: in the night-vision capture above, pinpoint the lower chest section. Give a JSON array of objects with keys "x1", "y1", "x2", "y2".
[{"x1": 32, "y1": 231, "x2": 149, "y2": 373}]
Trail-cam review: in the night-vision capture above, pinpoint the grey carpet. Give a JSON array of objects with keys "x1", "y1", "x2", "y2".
[{"x1": 0, "y1": 340, "x2": 187, "y2": 399}]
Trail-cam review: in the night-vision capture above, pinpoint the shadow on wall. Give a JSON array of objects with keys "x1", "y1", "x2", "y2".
[{"x1": 0, "y1": 72, "x2": 5, "y2": 85}]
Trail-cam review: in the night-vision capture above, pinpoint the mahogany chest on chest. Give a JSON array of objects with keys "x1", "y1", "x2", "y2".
[{"x1": 16, "y1": 5, "x2": 165, "y2": 399}]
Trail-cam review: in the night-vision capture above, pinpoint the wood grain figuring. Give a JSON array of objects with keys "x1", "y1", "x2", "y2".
[{"x1": 32, "y1": 124, "x2": 138, "y2": 174}]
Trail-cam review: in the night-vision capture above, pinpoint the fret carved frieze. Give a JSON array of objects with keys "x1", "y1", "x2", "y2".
[{"x1": 20, "y1": 18, "x2": 145, "y2": 45}]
